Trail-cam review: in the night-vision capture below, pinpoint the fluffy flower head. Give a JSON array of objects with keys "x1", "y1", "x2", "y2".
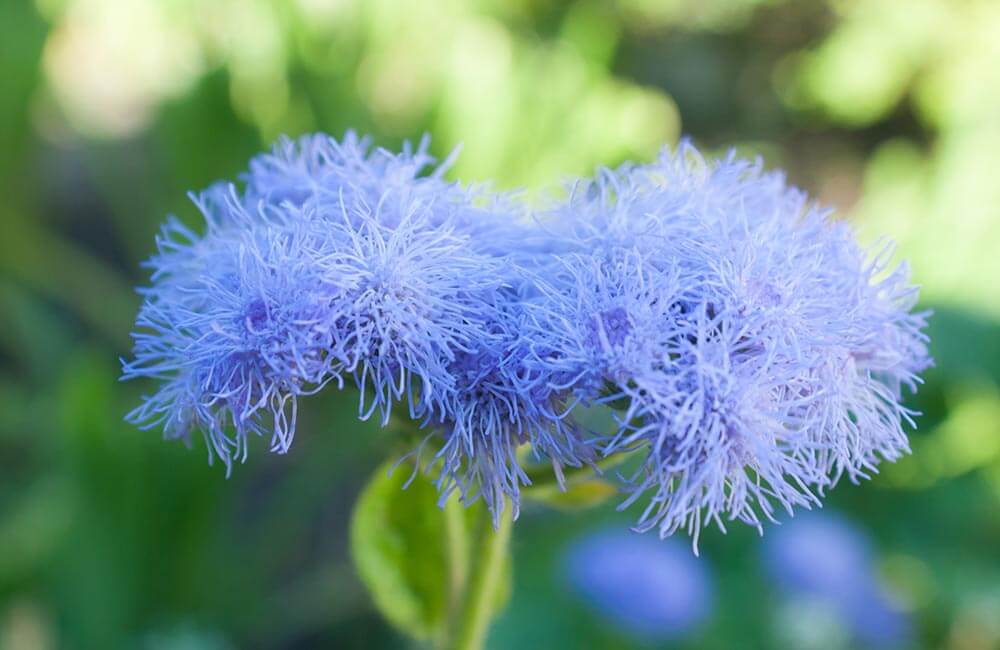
[{"x1": 124, "y1": 133, "x2": 930, "y2": 541}]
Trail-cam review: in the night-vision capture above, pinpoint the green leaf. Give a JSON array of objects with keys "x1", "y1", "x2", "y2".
[
  {"x1": 522, "y1": 448, "x2": 642, "y2": 512},
  {"x1": 351, "y1": 461, "x2": 452, "y2": 642},
  {"x1": 523, "y1": 477, "x2": 619, "y2": 511},
  {"x1": 351, "y1": 460, "x2": 513, "y2": 646}
]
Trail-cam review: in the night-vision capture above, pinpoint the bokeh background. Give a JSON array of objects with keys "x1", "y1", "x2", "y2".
[{"x1": 2, "y1": 0, "x2": 999, "y2": 648}]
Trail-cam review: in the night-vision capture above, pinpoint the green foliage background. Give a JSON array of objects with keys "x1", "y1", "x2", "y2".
[{"x1": 1, "y1": 0, "x2": 998, "y2": 648}]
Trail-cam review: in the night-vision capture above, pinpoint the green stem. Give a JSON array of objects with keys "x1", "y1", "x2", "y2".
[
  {"x1": 452, "y1": 504, "x2": 513, "y2": 650},
  {"x1": 444, "y1": 494, "x2": 470, "y2": 622}
]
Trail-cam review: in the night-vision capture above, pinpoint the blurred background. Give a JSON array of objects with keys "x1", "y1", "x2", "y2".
[{"x1": 2, "y1": 0, "x2": 999, "y2": 648}]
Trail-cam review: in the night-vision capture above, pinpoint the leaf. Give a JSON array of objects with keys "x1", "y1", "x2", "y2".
[
  {"x1": 351, "y1": 460, "x2": 513, "y2": 645},
  {"x1": 522, "y1": 450, "x2": 640, "y2": 512},
  {"x1": 350, "y1": 461, "x2": 452, "y2": 642},
  {"x1": 523, "y1": 477, "x2": 619, "y2": 511}
]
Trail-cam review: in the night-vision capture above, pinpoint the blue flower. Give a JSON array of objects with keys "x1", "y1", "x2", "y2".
[
  {"x1": 531, "y1": 142, "x2": 930, "y2": 544},
  {"x1": 243, "y1": 131, "x2": 450, "y2": 213},
  {"x1": 123, "y1": 138, "x2": 518, "y2": 473},
  {"x1": 242, "y1": 131, "x2": 514, "y2": 243},
  {"x1": 523, "y1": 248, "x2": 689, "y2": 402},
  {"x1": 123, "y1": 193, "x2": 353, "y2": 469},
  {"x1": 564, "y1": 528, "x2": 713, "y2": 641},
  {"x1": 426, "y1": 292, "x2": 595, "y2": 523},
  {"x1": 763, "y1": 512, "x2": 912, "y2": 647},
  {"x1": 124, "y1": 134, "x2": 930, "y2": 534}
]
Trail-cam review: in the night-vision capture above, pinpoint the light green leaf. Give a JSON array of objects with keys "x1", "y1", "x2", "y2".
[
  {"x1": 522, "y1": 446, "x2": 639, "y2": 512},
  {"x1": 350, "y1": 460, "x2": 512, "y2": 645},
  {"x1": 523, "y1": 477, "x2": 619, "y2": 511},
  {"x1": 350, "y1": 461, "x2": 452, "y2": 642}
]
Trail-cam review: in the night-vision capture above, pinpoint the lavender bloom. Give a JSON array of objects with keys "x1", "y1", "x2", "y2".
[
  {"x1": 124, "y1": 133, "x2": 929, "y2": 532},
  {"x1": 243, "y1": 131, "x2": 454, "y2": 216},
  {"x1": 427, "y1": 293, "x2": 595, "y2": 522},
  {"x1": 523, "y1": 248, "x2": 689, "y2": 403},
  {"x1": 764, "y1": 512, "x2": 912, "y2": 647},
  {"x1": 242, "y1": 131, "x2": 521, "y2": 248},
  {"x1": 123, "y1": 133, "x2": 586, "y2": 516},
  {"x1": 532, "y1": 143, "x2": 930, "y2": 544},
  {"x1": 123, "y1": 196, "x2": 347, "y2": 467},
  {"x1": 564, "y1": 529, "x2": 713, "y2": 641},
  {"x1": 330, "y1": 205, "x2": 507, "y2": 425},
  {"x1": 242, "y1": 134, "x2": 591, "y2": 517},
  {"x1": 123, "y1": 139, "x2": 513, "y2": 465}
]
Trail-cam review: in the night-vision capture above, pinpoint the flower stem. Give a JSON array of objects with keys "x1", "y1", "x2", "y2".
[
  {"x1": 444, "y1": 494, "x2": 470, "y2": 620},
  {"x1": 452, "y1": 503, "x2": 513, "y2": 650}
]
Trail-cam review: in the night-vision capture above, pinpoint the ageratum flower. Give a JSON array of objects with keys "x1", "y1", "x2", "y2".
[
  {"x1": 329, "y1": 203, "x2": 508, "y2": 425},
  {"x1": 123, "y1": 133, "x2": 589, "y2": 517},
  {"x1": 242, "y1": 131, "x2": 519, "y2": 247},
  {"x1": 123, "y1": 192, "x2": 350, "y2": 467},
  {"x1": 523, "y1": 247, "x2": 689, "y2": 408},
  {"x1": 123, "y1": 137, "x2": 511, "y2": 462},
  {"x1": 124, "y1": 133, "x2": 930, "y2": 537},
  {"x1": 426, "y1": 291, "x2": 595, "y2": 522},
  {"x1": 243, "y1": 131, "x2": 453, "y2": 216},
  {"x1": 532, "y1": 143, "x2": 930, "y2": 545}
]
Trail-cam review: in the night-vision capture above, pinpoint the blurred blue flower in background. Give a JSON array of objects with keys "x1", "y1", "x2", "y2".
[
  {"x1": 764, "y1": 512, "x2": 911, "y2": 648},
  {"x1": 563, "y1": 529, "x2": 713, "y2": 642}
]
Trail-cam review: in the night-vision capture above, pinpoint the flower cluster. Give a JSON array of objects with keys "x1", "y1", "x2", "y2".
[{"x1": 124, "y1": 133, "x2": 930, "y2": 538}]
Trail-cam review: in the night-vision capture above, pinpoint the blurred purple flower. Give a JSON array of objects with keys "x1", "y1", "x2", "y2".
[
  {"x1": 764, "y1": 512, "x2": 912, "y2": 647},
  {"x1": 564, "y1": 529, "x2": 713, "y2": 642}
]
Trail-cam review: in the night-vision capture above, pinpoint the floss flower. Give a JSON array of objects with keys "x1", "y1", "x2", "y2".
[
  {"x1": 123, "y1": 138, "x2": 520, "y2": 470},
  {"x1": 530, "y1": 145, "x2": 930, "y2": 544},
  {"x1": 124, "y1": 132, "x2": 930, "y2": 540},
  {"x1": 428, "y1": 292, "x2": 595, "y2": 521}
]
